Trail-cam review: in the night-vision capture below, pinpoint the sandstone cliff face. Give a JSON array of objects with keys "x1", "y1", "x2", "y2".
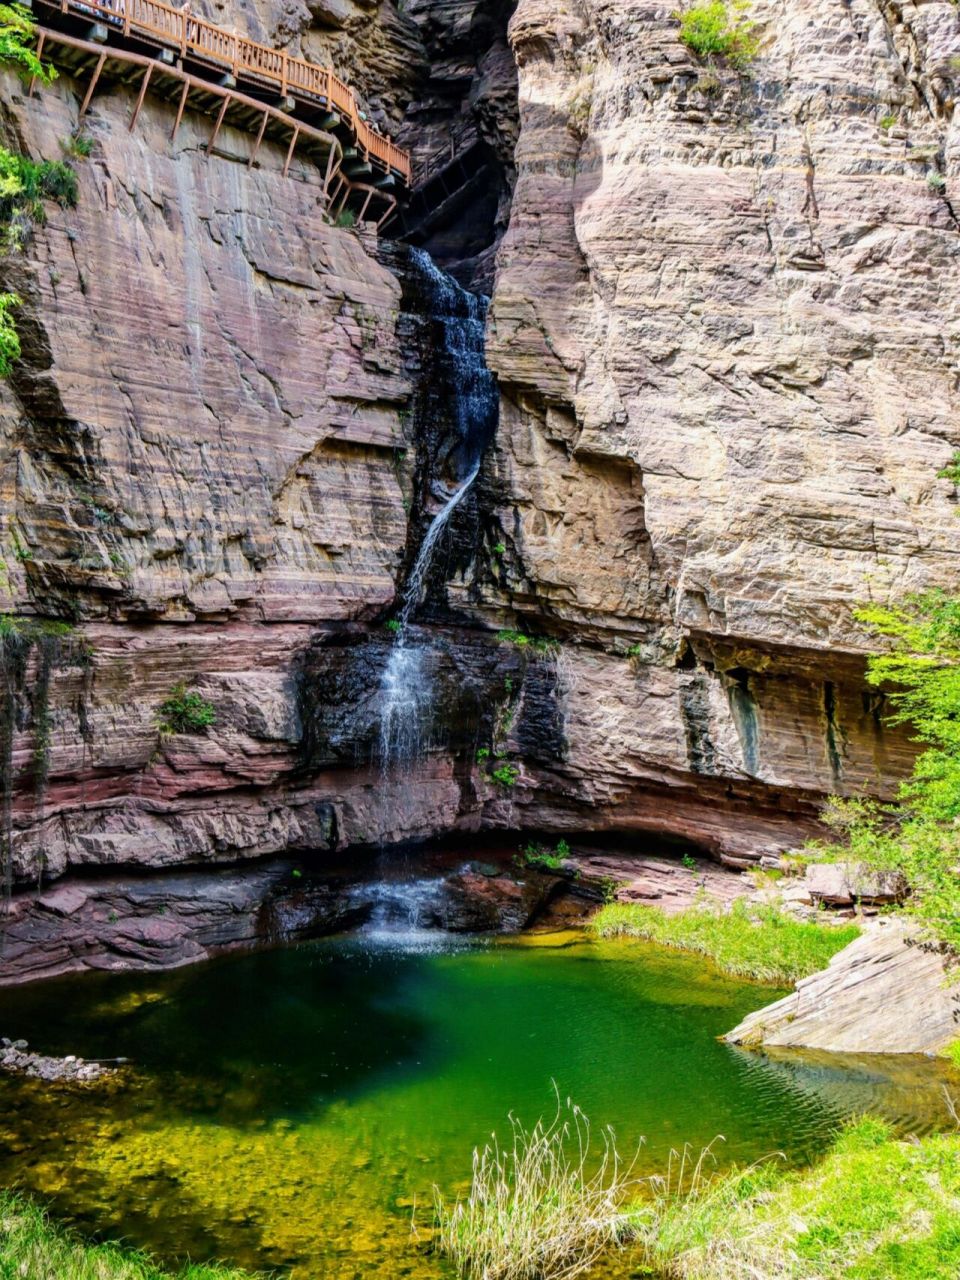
[
  {"x1": 461, "y1": 0, "x2": 960, "y2": 852},
  {"x1": 2, "y1": 0, "x2": 960, "y2": 984}
]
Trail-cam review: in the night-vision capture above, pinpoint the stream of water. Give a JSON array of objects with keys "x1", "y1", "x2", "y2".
[
  {"x1": 378, "y1": 248, "x2": 496, "y2": 771},
  {"x1": 0, "y1": 932, "x2": 953, "y2": 1280}
]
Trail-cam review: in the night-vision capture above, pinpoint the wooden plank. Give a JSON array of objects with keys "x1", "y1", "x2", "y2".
[
  {"x1": 171, "y1": 78, "x2": 189, "y2": 139},
  {"x1": 129, "y1": 62, "x2": 153, "y2": 131},
  {"x1": 78, "y1": 50, "x2": 106, "y2": 118},
  {"x1": 282, "y1": 126, "x2": 299, "y2": 179},
  {"x1": 207, "y1": 94, "x2": 230, "y2": 155},
  {"x1": 28, "y1": 32, "x2": 45, "y2": 97},
  {"x1": 248, "y1": 109, "x2": 269, "y2": 167}
]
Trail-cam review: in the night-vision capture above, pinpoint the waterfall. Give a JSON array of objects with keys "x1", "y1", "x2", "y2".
[{"x1": 377, "y1": 249, "x2": 497, "y2": 772}]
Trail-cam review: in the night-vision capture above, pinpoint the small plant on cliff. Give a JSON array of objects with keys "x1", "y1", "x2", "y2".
[
  {"x1": 0, "y1": 3, "x2": 55, "y2": 83},
  {"x1": 938, "y1": 449, "x2": 960, "y2": 488},
  {"x1": 675, "y1": 2, "x2": 758, "y2": 69},
  {"x1": 928, "y1": 171, "x2": 948, "y2": 194},
  {"x1": 497, "y1": 629, "x2": 560, "y2": 657},
  {"x1": 517, "y1": 840, "x2": 569, "y2": 873},
  {"x1": 384, "y1": 619, "x2": 402, "y2": 635},
  {"x1": 0, "y1": 291, "x2": 20, "y2": 376},
  {"x1": 808, "y1": 591, "x2": 960, "y2": 951},
  {"x1": 157, "y1": 684, "x2": 216, "y2": 736},
  {"x1": 490, "y1": 762, "x2": 520, "y2": 788},
  {"x1": 62, "y1": 131, "x2": 93, "y2": 159}
]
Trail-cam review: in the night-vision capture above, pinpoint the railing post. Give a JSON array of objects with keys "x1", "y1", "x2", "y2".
[{"x1": 280, "y1": 50, "x2": 287, "y2": 98}]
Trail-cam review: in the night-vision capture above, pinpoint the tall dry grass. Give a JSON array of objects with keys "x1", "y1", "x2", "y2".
[{"x1": 433, "y1": 1089, "x2": 641, "y2": 1280}]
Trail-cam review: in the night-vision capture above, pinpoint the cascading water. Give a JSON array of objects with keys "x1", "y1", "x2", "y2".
[{"x1": 377, "y1": 249, "x2": 498, "y2": 771}]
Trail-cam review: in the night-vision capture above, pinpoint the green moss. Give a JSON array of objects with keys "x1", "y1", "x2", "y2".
[
  {"x1": 589, "y1": 900, "x2": 859, "y2": 984},
  {"x1": 636, "y1": 1120, "x2": 960, "y2": 1280},
  {"x1": 0, "y1": 1191, "x2": 263, "y2": 1279}
]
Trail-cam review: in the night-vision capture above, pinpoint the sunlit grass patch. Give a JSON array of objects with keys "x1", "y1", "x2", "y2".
[
  {"x1": 0, "y1": 1191, "x2": 262, "y2": 1280},
  {"x1": 637, "y1": 1118, "x2": 960, "y2": 1280},
  {"x1": 589, "y1": 899, "x2": 859, "y2": 984}
]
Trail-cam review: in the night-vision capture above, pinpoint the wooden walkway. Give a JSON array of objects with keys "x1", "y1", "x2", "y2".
[{"x1": 30, "y1": 0, "x2": 412, "y2": 226}]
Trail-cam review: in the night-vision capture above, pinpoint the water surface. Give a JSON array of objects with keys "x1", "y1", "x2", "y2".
[{"x1": 0, "y1": 932, "x2": 953, "y2": 1278}]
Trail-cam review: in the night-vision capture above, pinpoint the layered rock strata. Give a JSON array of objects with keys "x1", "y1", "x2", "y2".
[
  {"x1": 1, "y1": 0, "x2": 960, "y2": 986},
  {"x1": 726, "y1": 917, "x2": 960, "y2": 1055}
]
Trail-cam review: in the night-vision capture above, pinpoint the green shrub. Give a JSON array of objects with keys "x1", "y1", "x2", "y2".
[
  {"x1": 590, "y1": 900, "x2": 859, "y2": 984},
  {"x1": 675, "y1": 2, "x2": 758, "y2": 68},
  {"x1": 384, "y1": 619, "x2": 401, "y2": 634},
  {"x1": 938, "y1": 449, "x2": 960, "y2": 486},
  {"x1": 63, "y1": 132, "x2": 93, "y2": 158},
  {"x1": 335, "y1": 209, "x2": 356, "y2": 228},
  {"x1": 490, "y1": 762, "x2": 520, "y2": 788},
  {"x1": 157, "y1": 684, "x2": 216, "y2": 735},
  {"x1": 928, "y1": 172, "x2": 947, "y2": 194},
  {"x1": 517, "y1": 840, "x2": 569, "y2": 872},
  {"x1": 0, "y1": 290, "x2": 20, "y2": 375},
  {"x1": 0, "y1": 3, "x2": 55, "y2": 83},
  {"x1": 0, "y1": 1191, "x2": 261, "y2": 1278},
  {"x1": 810, "y1": 591, "x2": 960, "y2": 950}
]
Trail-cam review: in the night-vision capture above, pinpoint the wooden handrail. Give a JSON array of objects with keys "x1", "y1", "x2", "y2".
[{"x1": 41, "y1": 0, "x2": 411, "y2": 181}]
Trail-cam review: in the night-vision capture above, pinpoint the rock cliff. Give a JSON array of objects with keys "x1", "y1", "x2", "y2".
[{"x1": 1, "y1": 0, "x2": 959, "y2": 980}]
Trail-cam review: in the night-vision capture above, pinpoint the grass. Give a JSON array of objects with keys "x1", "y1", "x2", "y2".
[
  {"x1": 433, "y1": 1090, "x2": 640, "y2": 1280},
  {"x1": 635, "y1": 1118, "x2": 960, "y2": 1280},
  {"x1": 0, "y1": 1191, "x2": 262, "y2": 1279},
  {"x1": 589, "y1": 900, "x2": 860, "y2": 984}
]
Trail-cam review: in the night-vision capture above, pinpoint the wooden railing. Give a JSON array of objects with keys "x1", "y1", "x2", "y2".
[{"x1": 43, "y1": 0, "x2": 412, "y2": 181}]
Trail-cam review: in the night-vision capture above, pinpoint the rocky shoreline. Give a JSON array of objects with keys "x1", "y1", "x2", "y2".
[{"x1": 0, "y1": 1038, "x2": 119, "y2": 1083}]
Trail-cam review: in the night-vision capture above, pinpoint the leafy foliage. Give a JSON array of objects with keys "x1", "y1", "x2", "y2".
[
  {"x1": 490, "y1": 762, "x2": 520, "y2": 788},
  {"x1": 938, "y1": 448, "x2": 960, "y2": 487},
  {"x1": 157, "y1": 684, "x2": 216, "y2": 735},
  {"x1": 590, "y1": 900, "x2": 858, "y2": 984},
  {"x1": 811, "y1": 592, "x2": 960, "y2": 949},
  {"x1": 0, "y1": 290, "x2": 19, "y2": 375},
  {"x1": 675, "y1": 2, "x2": 759, "y2": 68},
  {"x1": 517, "y1": 838, "x2": 570, "y2": 872},
  {"x1": 0, "y1": 2, "x2": 54, "y2": 83}
]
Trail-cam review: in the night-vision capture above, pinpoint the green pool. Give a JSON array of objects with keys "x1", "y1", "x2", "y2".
[{"x1": 0, "y1": 930, "x2": 953, "y2": 1278}]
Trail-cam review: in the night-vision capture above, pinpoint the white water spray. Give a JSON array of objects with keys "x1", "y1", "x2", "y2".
[{"x1": 378, "y1": 466, "x2": 479, "y2": 768}]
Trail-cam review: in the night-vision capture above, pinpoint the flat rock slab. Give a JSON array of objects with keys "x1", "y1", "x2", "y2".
[
  {"x1": 564, "y1": 849, "x2": 748, "y2": 914},
  {"x1": 726, "y1": 918, "x2": 960, "y2": 1056}
]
